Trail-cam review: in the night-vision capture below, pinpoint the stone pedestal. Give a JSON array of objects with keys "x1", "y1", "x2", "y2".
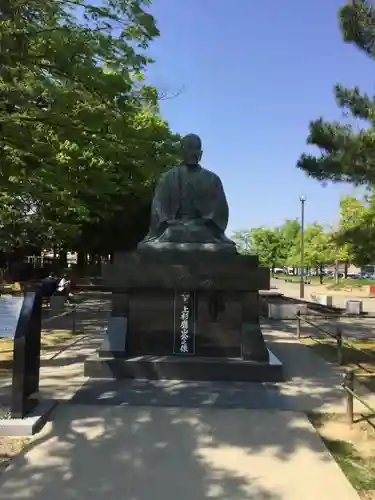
[
  {"x1": 345, "y1": 300, "x2": 363, "y2": 315},
  {"x1": 84, "y1": 250, "x2": 283, "y2": 382}
]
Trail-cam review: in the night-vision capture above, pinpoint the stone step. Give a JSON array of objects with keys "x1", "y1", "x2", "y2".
[{"x1": 84, "y1": 351, "x2": 283, "y2": 383}]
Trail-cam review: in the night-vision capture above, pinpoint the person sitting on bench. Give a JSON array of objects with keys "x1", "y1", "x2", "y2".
[
  {"x1": 40, "y1": 273, "x2": 59, "y2": 304},
  {"x1": 55, "y1": 274, "x2": 72, "y2": 302}
]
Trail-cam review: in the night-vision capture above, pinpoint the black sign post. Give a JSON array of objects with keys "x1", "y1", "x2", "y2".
[
  {"x1": 11, "y1": 292, "x2": 42, "y2": 419},
  {"x1": 173, "y1": 291, "x2": 196, "y2": 355}
]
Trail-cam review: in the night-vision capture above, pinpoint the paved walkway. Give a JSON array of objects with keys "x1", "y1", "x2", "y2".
[
  {"x1": 0, "y1": 407, "x2": 360, "y2": 500},
  {"x1": 0, "y1": 295, "x2": 371, "y2": 499}
]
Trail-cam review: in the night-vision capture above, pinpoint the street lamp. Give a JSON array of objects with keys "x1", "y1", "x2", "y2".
[{"x1": 299, "y1": 196, "x2": 306, "y2": 299}]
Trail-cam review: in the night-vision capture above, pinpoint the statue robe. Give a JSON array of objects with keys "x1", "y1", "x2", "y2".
[{"x1": 144, "y1": 164, "x2": 231, "y2": 243}]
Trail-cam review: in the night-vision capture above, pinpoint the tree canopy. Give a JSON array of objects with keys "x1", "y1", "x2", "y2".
[
  {"x1": 297, "y1": 0, "x2": 375, "y2": 186},
  {"x1": 335, "y1": 193, "x2": 375, "y2": 265},
  {"x1": 232, "y1": 212, "x2": 355, "y2": 271},
  {"x1": 295, "y1": 1, "x2": 375, "y2": 265},
  {"x1": 0, "y1": 0, "x2": 180, "y2": 254}
]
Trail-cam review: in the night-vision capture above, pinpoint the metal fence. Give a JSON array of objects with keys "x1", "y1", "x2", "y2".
[
  {"x1": 43, "y1": 303, "x2": 77, "y2": 334},
  {"x1": 342, "y1": 370, "x2": 375, "y2": 426},
  {"x1": 296, "y1": 310, "x2": 375, "y2": 426},
  {"x1": 296, "y1": 310, "x2": 375, "y2": 366}
]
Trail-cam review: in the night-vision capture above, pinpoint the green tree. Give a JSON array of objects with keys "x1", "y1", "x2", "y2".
[
  {"x1": 276, "y1": 219, "x2": 300, "y2": 268},
  {"x1": 0, "y1": 0, "x2": 179, "y2": 252},
  {"x1": 297, "y1": 1, "x2": 375, "y2": 185},
  {"x1": 233, "y1": 221, "x2": 300, "y2": 269},
  {"x1": 234, "y1": 219, "x2": 352, "y2": 280},
  {"x1": 296, "y1": 0, "x2": 375, "y2": 266},
  {"x1": 248, "y1": 227, "x2": 284, "y2": 269},
  {"x1": 304, "y1": 224, "x2": 335, "y2": 281},
  {"x1": 286, "y1": 223, "x2": 335, "y2": 280},
  {"x1": 336, "y1": 193, "x2": 375, "y2": 265}
]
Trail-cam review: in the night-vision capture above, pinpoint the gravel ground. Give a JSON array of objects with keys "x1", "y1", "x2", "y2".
[{"x1": 0, "y1": 436, "x2": 28, "y2": 473}]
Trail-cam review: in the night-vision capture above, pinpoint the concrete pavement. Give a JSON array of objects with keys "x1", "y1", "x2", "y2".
[
  {"x1": 32, "y1": 304, "x2": 375, "y2": 414},
  {"x1": 65, "y1": 323, "x2": 375, "y2": 414},
  {"x1": 0, "y1": 406, "x2": 360, "y2": 500}
]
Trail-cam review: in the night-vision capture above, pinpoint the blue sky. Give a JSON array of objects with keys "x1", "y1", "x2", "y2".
[{"x1": 145, "y1": 0, "x2": 373, "y2": 235}]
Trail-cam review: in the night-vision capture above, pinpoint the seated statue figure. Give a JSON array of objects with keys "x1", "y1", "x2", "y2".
[{"x1": 138, "y1": 133, "x2": 236, "y2": 252}]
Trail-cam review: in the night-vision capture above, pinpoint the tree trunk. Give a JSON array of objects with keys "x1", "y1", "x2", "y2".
[
  {"x1": 58, "y1": 251, "x2": 67, "y2": 268},
  {"x1": 319, "y1": 263, "x2": 324, "y2": 284},
  {"x1": 77, "y1": 252, "x2": 86, "y2": 274}
]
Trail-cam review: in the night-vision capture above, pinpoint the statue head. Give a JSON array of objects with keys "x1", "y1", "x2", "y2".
[{"x1": 180, "y1": 133, "x2": 202, "y2": 166}]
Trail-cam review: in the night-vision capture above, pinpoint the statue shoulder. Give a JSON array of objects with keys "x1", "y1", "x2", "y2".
[
  {"x1": 159, "y1": 165, "x2": 180, "y2": 180},
  {"x1": 156, "y1": 166, "x2": 179, "y2": 186},
  {"x1": 200, "y1": 167, "x2": 223, "y2": 184}
]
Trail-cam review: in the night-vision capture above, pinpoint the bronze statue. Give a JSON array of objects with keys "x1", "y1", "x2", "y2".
[{"x1": 138, "y1": 134, "x2": 236, "y2": 251}]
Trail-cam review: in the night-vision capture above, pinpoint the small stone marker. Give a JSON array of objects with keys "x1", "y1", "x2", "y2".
[
  {"x1": 268, "y1": 303, "x2": 307, "y2": 320},
  {"x1": 99, "y1": 316, "x2": 128, "y2": 357},
  {"x1": 345, "y1": 300, "x2": 363, "y2": 315},
  {"x1": 310, "y1": 294, "x2": 333, "y2": 307}
]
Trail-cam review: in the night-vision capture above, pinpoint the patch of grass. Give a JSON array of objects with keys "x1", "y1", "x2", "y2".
[
  {"x1": 0, "y1": 329, "x2": 76, "y2": 365},
  {"x1": 308, "y1": 413, "x2": 375, "y2": 494},
  {"x1": 324, "y1": 438, "x2": 375, "y2": 491},
  {"x1": 40, "y1": 329, "x2": 76, "y2": 349},
  {"x1": 327, "y1": 278, "x2": 375, "y2": 291},
  {"x1": 275, "y1": 274, "x2": 375, "y2": 291},
  {"x1": 0, "y1": 282, "x2": 22, "y2": 293},
  {"x1": 301, "y1": 337, "x2": 375, "y2": 392}
]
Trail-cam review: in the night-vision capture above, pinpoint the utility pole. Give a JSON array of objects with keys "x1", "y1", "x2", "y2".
[{"x1": 299, "y1": 196, "x2": 306, "y2": 299}]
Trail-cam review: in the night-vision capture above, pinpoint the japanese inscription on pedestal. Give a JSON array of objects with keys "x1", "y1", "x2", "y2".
[
  {"x1": 173, "y1": 291, "x2": 196, "y2": 355},
  {"x1": 180, "y1": 293, "x2": 190, "y2": 353}
]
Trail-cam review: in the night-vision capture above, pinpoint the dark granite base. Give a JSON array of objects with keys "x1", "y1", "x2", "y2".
[
  {"x1": 84, "y1": 350, "x2": 283, "y2": 383},
  {"x1": 104, "y1": 251, "x2": 270, "y2": 291},
  {"x1": 124, "y1": 290, "x2": 244, "y2": 358}
]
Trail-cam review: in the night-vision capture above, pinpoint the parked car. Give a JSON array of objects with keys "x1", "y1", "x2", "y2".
[{"x1": 273, "y1": 268, "x2": 284, "y2": 274}]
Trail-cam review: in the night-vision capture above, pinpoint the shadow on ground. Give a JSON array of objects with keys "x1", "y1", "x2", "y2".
[{"x1": 0, "y1": 404, "x2": 348, "y2": 500}]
